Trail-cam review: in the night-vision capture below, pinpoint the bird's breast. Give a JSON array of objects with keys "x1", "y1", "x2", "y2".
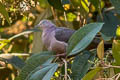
[{"x1": 42, "y1": 31, "x2": 54, "y2": 49}]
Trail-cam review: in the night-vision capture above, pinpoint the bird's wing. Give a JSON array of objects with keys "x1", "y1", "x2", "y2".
[{"x1": 55, "y1": 27, "x2": 75, "y2": 43}]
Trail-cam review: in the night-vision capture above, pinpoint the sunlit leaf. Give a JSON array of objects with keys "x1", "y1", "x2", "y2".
[
  {"x1": 71, "y1": 50, "x2": 96, "y2": 80},
  {"x1": 26, "y1": 63, "x2": 58, "y2": 80},
  {"x1": 97, "y1": 40, "x2": 104, "y2": 60},
  {"x1": 112, "y1": 40, "x2": 120, "y2": 63},
  {"x1": 81, "y1": 0, "x2": 89, "y2": 13},
  {"x1": 82, "y1": 67, "x2": 102, "y2": 80},
  {"x1": 67, "y1": 23, "x2": 104, "y2": 56},
  {"x1": 67, "y1": 13, "x2": 76, "y2": 22},
  {"x1": 112, "y1": 62, "x2": 120, "y2": 74},
  {"x1": 0, "y1": 2, "x2": 10, "y2": 25},
  {"x1": 0, "y1": 39, "x2": 10, "y2": 50},
  {"x1": 116, "y1": 26, "x2": 120, "y2": 38}
]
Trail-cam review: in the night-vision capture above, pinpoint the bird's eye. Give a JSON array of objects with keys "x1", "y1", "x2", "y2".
[{"x1": 43, "y1": 21, "x2": 46, "y2": 24}]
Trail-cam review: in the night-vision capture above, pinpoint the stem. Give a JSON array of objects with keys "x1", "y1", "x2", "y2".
[
  {"x1": 98, "y1": 0, "x2": 103, "y2": 21},
  {"x1": 104, "y1": 65, "x2": 120, "y2": 69},
  {"x1": 115, "y1": 73, "x2": 120, "y2": 80},
  {"x1": 64, "y1": 11, "x2": 67, "y2": 21},
  {"x1": 62, "y1": 58, "x2": 67, "y2": 80},
  {"x1": 51, "y1": 7, "x2": 58, "y2": 21},
  {"x1": 104, "y1": 6, "x2": 115, "y2": 12}
]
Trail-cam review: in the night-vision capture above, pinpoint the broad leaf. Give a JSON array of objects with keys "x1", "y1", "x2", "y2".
[
  {"x1": 110, "y1": 0, "x2": 120, "y2": 14},
  {"x1": 71, "y1": 50, "x2": 96, "y2": 80},
  {"x1": 67, "y1": 23, "x2": 104, "y2": 56},
  {"x1": 0, "y1": 2, "x2": 10, "y2": 25},
  {"x1": 98, "y1": 11, "x2": 120, "y2": 38},
  {"x1": 18, "y1": 51, "x2": 55, "y2": 80},
  {"x1": 26, "y1": 63, "x2": 58, "y2": 80},
  {"x1": 112, "y1": 62, "x2": 120, "y2": 74},
  {"x1": 82, "y1": 67, "x2": 102, "y2": 80},
  {"x1": 0, "y1": 54, "x2": 25, "y2": 70},
  {"x1": 112, "y1": 40, "x2": 120, "y2": 64},
  {"x1": 97, "y1": 40, "x2": 104, "y2": 60}
]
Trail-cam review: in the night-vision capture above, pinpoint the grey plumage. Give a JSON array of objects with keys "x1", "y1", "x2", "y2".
[
  {"x1": 55, "y1": 27, "x2": 75, "y2": 43},
  {"x1": 35, "y1": 20, "x2": 75, "y2": 54}
]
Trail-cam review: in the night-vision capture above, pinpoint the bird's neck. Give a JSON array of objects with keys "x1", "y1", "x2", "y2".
[
  {"x1": 42, "y1": 27, "x2": 56, "y2": 49},
  {"x1": 43, "y1": 26, "x2": 56, "y2": 33},
  {"x1": 42, "y1": 27, "x2": 55, "y2": 38}
]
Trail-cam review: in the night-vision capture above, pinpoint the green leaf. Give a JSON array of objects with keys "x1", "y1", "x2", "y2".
[
  {"x1": 9, "y1": 28, "x2": 41, "y2": 41},
  {"x1": 0, "y1": 54, "x2": 25, "y2": 70},
  {"x1": 110, "y1": 0, "x2": 120, "y2": 14},
  {"x1": 98, "y1": 11, "x2": 120, "y2": 37},
  {"x1": 81, "y1": 0, "x2": 89, "y2": 13},
  {"x1": 71, "y1": 50, "x2": 96, "y2": 80},
  {"x1": 18, "y1": 51, "x2": 55, "y2": 80},
  {"x1": 67, "y1": 23, "x2": 104, "y2": 56},
  {"x1": 112, "y1": 62, "x2": 120, "y2": 73},
  {"x1": 26, "y1": 63, "x2": 58, "y2": 80},
  {"x1": 101, "y1": 33, "x2": 111, "y2": 41},
  {"x1": 112, "y1": 40, "x2": 120, "y2": 64},
  {"x1": 97, "y1": 40, "x2": 104, "y2": 60},
  {"x1": 82, "y1": 67, "x2": 102, "y2": 80},
  {"x1": 0, "y1": 2, "x2": 10, "y2": 25},
  {"x1": 47, "y1": 0, "x2": 64, "y2": 11},
  {"x1": 116, "y1": 26, "x2": 120, "y2": 38}
]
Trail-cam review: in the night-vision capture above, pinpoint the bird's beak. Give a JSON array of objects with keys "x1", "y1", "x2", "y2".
[
  {"x1": 34, "y1": 24, "x2": 40, "y2": 28},
  {"x1": 34, "y1": 24, "x2": 42, "y2": 32}
]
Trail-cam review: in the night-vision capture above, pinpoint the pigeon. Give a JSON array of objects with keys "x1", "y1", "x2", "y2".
[{"x1": 35, "y1": 20, "x2": 75, "y2": 56}]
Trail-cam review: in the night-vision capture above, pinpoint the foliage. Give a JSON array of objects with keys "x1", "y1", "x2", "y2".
[{"x1": 0, "y1": 0, "x2": 120, "y2": 80}]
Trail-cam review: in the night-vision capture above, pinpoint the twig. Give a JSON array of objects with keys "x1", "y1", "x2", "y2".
[
  {"x1": 51, "y1": 7, "x2": 58, "y2": 21},
  {"x1": 64, "y1": 11, "x2": 67, "y2": 21},
  {"x1": 8, "y1": 30, "x2": 34, "y2": 41},
  {"x1": 115, "y1": 73, "x2": 120, "y2": 80},
  {"x1": 67, "y1": 74, "x2": 71, "y2": 80},
  {"x1": 0, "y1": 53, "x2": 30, "y2": 56},
  {"x1": 112, "y1": 73, "x2": 120, "y2": 79},
  {"x1": 104, "y1": 65, "x2": 120, "y2": 69},
  {"x1": 98, "y1": 0, "x2": 103, "y2": 21},
  {"x1": 62, "y1": 58, "x2": 67, "y2": 80},
  {"x1": 104, "y1": 6, "x2": 115, "y2": 12}
]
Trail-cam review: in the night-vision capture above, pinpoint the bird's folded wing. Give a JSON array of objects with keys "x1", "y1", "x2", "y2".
[{"x1": 55, "y1": 27, "x2": 75, "y2": 43}]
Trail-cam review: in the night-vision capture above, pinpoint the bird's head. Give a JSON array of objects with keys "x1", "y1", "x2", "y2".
[{"x1": 35, "y1": 20, "x2": 55, "y2": 30}]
